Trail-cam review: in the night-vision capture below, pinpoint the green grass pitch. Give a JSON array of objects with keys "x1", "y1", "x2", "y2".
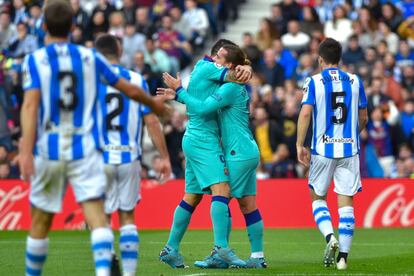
[{"x1": 1, "y1": 229, "x2": 413, "y2": 275}]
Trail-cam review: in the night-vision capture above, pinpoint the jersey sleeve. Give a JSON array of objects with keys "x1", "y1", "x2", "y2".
[
  {"x1": 357, "y1": 76, "x2": 367, "y2": 109},
  {"x1": 178, "y1": 84, "x2": 235, "y2": 115},
  {"x1": 22, "y1": 54, "x2": 41, "y2": 92},
  {"x1": 202, "y1": 61, "x2": 229, "y2": 82},
  {"x1": 301, "y1": 77, "x2": 316, "y2": 106},
  {"x1": 130, "y1": 72, "x2": 152, "y2": 115},
  {"x1": 95, "y1": 52, "x2": 120, "y2": 86}
]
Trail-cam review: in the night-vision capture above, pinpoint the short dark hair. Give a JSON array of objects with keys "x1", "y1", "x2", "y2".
[
  {"x1": 211, "y1": 39, "x2": 237, "y2": 56},
  {"x1": 95, "y1": 34, "x2": 121, "y2": 59},
  {"x1": 44, "y1": 0, "x2": 74, "y2": 38},
  {"x1": 318, "y1": 38, "x2": 342, "y2": 65}
]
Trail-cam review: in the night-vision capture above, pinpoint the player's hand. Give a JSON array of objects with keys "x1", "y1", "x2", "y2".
[
  {"x1": 296, "y1": 146, "x2": 310, "y2": 167},
  {"x1": 235, "y1": 65, "x2": 253, "y2": 83},
  {"x1": 163, "y1": 72, "x2": 182, "y2": 90},
  {"x1": 156, "y1": 87, "x2": 176, "y2": 100},
  {"x1": 14, "y1": 153, "x2": 34, "y2": 183},
  {"x1": 157, "y1": 157, "x2": 172, "y2": 184}
]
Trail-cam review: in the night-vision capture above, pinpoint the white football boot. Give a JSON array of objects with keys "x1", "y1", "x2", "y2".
[{"x1": 323, "y1": 236, "x2": 339, "y2": 267}]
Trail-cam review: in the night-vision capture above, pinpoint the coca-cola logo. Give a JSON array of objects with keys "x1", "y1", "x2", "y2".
[
  {"x1": 0, "y1": 186, "x2": 29, "y2": 230},
  {"x1": 364, "y1": 184, "x2": 414, "y2": 228}
]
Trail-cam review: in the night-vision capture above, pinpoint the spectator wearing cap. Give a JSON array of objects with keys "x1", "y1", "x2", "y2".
[{"x1": 0, "y1": 11, "x2": 17, "y2": 49}]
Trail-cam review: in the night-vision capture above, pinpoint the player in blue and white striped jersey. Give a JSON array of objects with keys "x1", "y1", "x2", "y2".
[
  {"x1": 296, "y1": 38, "x2": 368, "y2": 271},
  {"x1": 95, "y1": 34, "x2": 171, "y2": 276},
  {"x1": 17, "y1": 2, "x2": 167, "y2": 276}
]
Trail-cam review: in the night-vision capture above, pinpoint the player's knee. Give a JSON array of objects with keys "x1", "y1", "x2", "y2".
[
  {"x1": 310, "y1": 189, "x2": 327, "y2": 201},
  {"x1": 237, "y1": 197, "x2": 257, "y2": 214},
  {"x1": 30, "y1": 209, "x2": 54, "y2": 238},
  {"x1": 183, "y1": 193, "x2": 203, "y2": 207},
  {"x1": 119, "y1": 209, "x2": 135, "y2": 226},
  {"x1": 210, "y1": 182, "x2": 230, "y2": 197}
]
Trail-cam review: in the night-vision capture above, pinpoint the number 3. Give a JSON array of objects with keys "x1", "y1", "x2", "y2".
[{"x1": 58, "y1": 72, "x2": 78, "y2": 111}]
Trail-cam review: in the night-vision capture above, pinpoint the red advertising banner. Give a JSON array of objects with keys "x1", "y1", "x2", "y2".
[{"x1": 0, "y1": 179, "x2": 413, "y2": 230}]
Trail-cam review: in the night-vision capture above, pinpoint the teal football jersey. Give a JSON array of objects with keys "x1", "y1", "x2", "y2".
[
  {"x1": 178, "y1": 82, "x2": 259, "y2": 161},
  {"x1": 184, "y1": 58, "x2": 228, "y2": 139}
]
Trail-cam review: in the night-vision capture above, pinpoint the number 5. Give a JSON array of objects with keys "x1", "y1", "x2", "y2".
[{"x1": 331, "y1": 91, "x2": 347, "y2": 124}]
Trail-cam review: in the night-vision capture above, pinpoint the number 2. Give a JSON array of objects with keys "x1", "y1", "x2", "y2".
[
  {"x1": 105, "y1": 93, "x2": 124, "y2": 131},
  {"x1": 331, "y1": 91, "x2": 347, "y2": 124}
]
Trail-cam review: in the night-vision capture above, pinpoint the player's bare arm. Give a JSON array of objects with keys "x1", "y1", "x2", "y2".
[
  {"x1": 358, "y1": 108, "x2": 368, "y2": 133},
  {"x1": 144, "y1": 114, "x2": 172, "y2": 183},
  {"x1": 18, "y1": 89, "x2": 40, "y2": 182},
  {"x1": 114, "y1": 78, "x2": 167, "y2": 116},
  {"x1": 296, "y1": 104, "x2": 312, "y2": 167}
]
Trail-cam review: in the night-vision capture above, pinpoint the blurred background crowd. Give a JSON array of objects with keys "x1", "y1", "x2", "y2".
[{"x1": 0, "y1": 0, "x2": 413, "y2": 180}]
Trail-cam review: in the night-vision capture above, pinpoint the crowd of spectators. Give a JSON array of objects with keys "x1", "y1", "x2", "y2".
[
  {"x1": 0, "y1": 0, "x2": 244, "y2": 179},
  {"x1": 0, "y1": 0, "x2": 413, "y2": 179},
  {"x1": 243, "y1": 0, "x2": 414, "y2": 179}
]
